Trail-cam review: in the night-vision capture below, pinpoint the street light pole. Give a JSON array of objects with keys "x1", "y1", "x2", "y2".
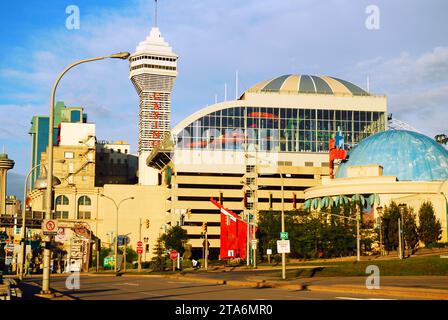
[
  {"x1": 18, "y1": 163, "x2": 42, "y2": 280},
  {"x1": 245, "y1": 154, "x2": 287, "y2": 279},
  {"x1": 101, "y1": 195, "x2": 134, "y2": 273},
  {"x1": 280, "y1": 172, "x2": 286, "y2": 279},
  {"x1": 42, "y1": 52, "x2": 130, "y2": 295},
  {"x1": 376, "y1": 206, "x2": 383, "y2": 256},
  {"x1": 241, "y1": 182, "x2": 258, "y2": 269}
]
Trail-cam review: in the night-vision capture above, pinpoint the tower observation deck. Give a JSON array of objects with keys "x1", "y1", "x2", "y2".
[{"x1": 129, "y1": 27, "x2": 178, "y2": 185}]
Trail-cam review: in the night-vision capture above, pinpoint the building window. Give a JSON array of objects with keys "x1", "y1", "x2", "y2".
[
  {"x1": 56, "y1": 211, "x2": 69, "y2": 219},
  {"x1": 78, "y1": 196, "x2": 92, "y2": 206},
  {"x1": 64, "y1": 152, "x2": 74, "y2": 159},
  {"x1": 78, "y1": 211, "x2": 91, "y2": 219},
  {"x1": 55, "y1": 195, "x2": 69, "y2": 205}
]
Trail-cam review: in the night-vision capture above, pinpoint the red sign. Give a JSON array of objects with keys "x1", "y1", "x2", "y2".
[
  {"x1": 137, "y1": 247, "x2": 143, "y2": 255},
  {"x1": 170, "y1": 250, "x2": 178, "y2": 260},
  {"x1": 46, "y1": 220, "x2": 56, "y2": 231},
  {"x1": 137, "y1": 241, "x2": 143, "y2": 247}
]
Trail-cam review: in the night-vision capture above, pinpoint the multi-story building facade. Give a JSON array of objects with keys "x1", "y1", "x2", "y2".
[
  {"x1": 95, "y1": 140, "x2": 138, "y2": 186},
  {"x1": 29, "y1": 101, "x2": 87, "y2": 188},
  {"x1": 147, "y1": 74, "x2": 388, "y2": 258}
]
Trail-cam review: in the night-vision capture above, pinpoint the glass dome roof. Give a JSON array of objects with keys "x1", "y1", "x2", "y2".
[{"x1": 336, "y1": 130, "x2": 448, "y2": 181}]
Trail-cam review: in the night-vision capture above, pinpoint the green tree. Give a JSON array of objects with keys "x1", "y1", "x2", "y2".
[
  {"x1": 160, "y1": 226, "x2": 189, "y2": 254},
  {"x1": 151, "y1": 235, "x2": 166, "y2": 271},
  {"x1": 381, "y1": 202, "x2": 400, "y2": 252},
  {"x1": 434, "y1": 134, "x2": 448, "y2": 145},
  {"x1": 418, "y1": 202, "x2": 442, "y2": 246},
  {"x1": 118, "y1": 246, "x2": 138, "y2": 263},
  {"x1": 258, "y1": 208, "x2": 357, "y2": 260},
  {"x1": 402, "y1": 206, "x2": 419, "y2": 256}
]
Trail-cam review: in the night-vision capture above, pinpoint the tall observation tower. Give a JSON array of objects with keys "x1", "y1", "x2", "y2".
[
  {"x1": 0, "y1": 153, "x2": 14, "y2": 215},
  {"x1": 129, "y1": 8, "x2": 178, "y2": 185}
]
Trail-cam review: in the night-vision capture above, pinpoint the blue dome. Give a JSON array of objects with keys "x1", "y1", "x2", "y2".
[{"x1": 336, "y1": 130, "x2": 448, "y2": 181}]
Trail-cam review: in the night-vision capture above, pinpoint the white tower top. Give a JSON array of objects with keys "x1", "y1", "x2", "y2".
[{"x1": 135, "y1": 27, "x2": 176, "y2": 55}]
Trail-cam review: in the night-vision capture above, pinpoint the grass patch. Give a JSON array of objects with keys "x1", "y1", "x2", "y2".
[{"x1": 276, "y1": 255, "x2": 448, "y2": 277}]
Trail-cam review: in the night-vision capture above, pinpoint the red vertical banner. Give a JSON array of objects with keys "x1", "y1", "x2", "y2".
[{"x1": 210, "y1": 198, "x2": 248, "y2": 260}]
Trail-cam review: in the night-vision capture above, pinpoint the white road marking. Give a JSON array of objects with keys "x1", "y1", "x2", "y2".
[
  {"x1": 336, "y1": 297, "x2": 396, "y2": 300},
  {"x1": 167, "y1": 281, "x2": 192, "y2": 284},
  {"x1": 109, "y1": 282, "x2": 139, "y2": 286}
]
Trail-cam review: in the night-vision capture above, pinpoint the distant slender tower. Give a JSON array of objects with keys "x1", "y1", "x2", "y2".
[
  {"x1": 0, "y1": 153, "x2": 14, "y2": 215},
  {"x1": 129, "y1": 6, "x2": 178, "y2": 185}
]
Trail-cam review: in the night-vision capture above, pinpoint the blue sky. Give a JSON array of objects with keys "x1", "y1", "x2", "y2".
[{"x1": 1, "y1": 0, "x2": 447, "y2": 196}]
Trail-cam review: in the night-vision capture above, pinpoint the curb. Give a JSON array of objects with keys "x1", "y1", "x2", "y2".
[
  {"x1": 168, "y1": 274, "x2": 448, "y2": 300},
  {"x1": 305, "y1": 284, "x2": 448, "y2": 300}
]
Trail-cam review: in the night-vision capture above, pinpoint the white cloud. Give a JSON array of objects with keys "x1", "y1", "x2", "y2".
[{"x1": 354, "y1": 47, "x2": 448, "y2": 137}]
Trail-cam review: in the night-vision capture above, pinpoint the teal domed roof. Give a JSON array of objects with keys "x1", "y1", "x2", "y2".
[{"x1": 336, "y1": 130, "x2": 448, "y2": 181}]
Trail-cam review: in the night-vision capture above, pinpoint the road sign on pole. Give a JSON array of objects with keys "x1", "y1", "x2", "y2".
[
  {"x1": 137, "y1": 240, "x2": 144, "y2": 255},
  {"x1": 170, "y1": 250, "x2": 178, "y2": 261},
  {"x1": 251, "y1": 239, "x2": 258, "y2": 250},
  {"x1": 42, "y1": 219, "x2": 58, "y2": 236},
  {"x1": 277, "y1": 240, "x2": 290, "y2": 254},
  {"x1": 280, "y1": 232, "x2": 288, "y2": 240}
]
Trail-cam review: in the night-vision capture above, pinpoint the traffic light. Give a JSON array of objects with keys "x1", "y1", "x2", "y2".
[
  {"x1": 219, "y1": 192, "x2": 223, "y2": 205},
  {"x1": 187, "y1": 208, "x2": 192, "y2": 219},
  {"x1": 201, "y1": 221, "x2": 207, "y2": 234},
  {"x1": 145, "y1": 219, "x2": 150, "y2": 229},
  {"x1": 293, "y1": 193, "x2": 297, "y2": 209}
]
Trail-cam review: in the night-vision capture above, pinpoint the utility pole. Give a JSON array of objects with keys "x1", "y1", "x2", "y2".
[
  {"x1": 138, "y1": 218, "x2": 142, "y2": 273},
  {"x1": 398, "y1": 217, "x2": 403, "y2": 260},
  {"x1": 205, "y1": 230, "x2": 208, "y2": 270},
  {"x1": 356, "y1": 210, "x2": 361, "y2": 262},
  {"x1": 123, "y1": 236, "x2": 127, "y2": 272}
]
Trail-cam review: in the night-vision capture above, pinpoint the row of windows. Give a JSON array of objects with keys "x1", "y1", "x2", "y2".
[
  {"x1": 131, "y1": 55, "x2": 176, "y2": 62},
  {"x1": 130, "y1": 64, "x2": 177, "y2": 71},
  {"x1": 55, "y1": 211, "x2": 91, "y2": 220},
  {"x1": 175, "y1": 106, "x2": 385, "y2": 153},
  {"x1": 55, "y1": 195, "x2": 91, "y2": 206}
]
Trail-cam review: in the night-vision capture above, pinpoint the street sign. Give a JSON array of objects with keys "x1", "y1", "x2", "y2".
[
  {"x1": 117, "y1": 235, "x2": 130, "y2": 246},
  {"x1": 277, "y1": 240, "x2": 290, "y2": 254},
  {"x1": 280, "y1": 232, "x2": 289, "y2": 240},
  {"x1": 251, "y1": 239, "x2": 258, "y2": 250},
  {"x1": 170, "y1": 250, "x2": 178, "y2": 260},
  {"x1": 104, "y1": 256, "x2": 115, "y2": 268},
  {"x1": 4, "y1": 243, "x2": 14, "y2": 253},
  {"x1": 266, "y1": 249, "x2": 272, "y2": 255},
  {"x1": 56, "y1": 227, "x2": 67, "y2": 241},
  {"x1": 136, "y1": 240, "x2": 143, "y2": 255},
  {"x1": 43, "y1": 219, "x2": 58, "y2": 235}
]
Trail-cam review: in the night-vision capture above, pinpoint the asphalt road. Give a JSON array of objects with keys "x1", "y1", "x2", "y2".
[{"x1": 21, "y1": 275, "x2": 409, "y2": 300}]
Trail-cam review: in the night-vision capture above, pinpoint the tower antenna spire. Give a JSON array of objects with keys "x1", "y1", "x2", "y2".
[{"x1": 154, "y1": 0, "x2": 158, "y2": 27}]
